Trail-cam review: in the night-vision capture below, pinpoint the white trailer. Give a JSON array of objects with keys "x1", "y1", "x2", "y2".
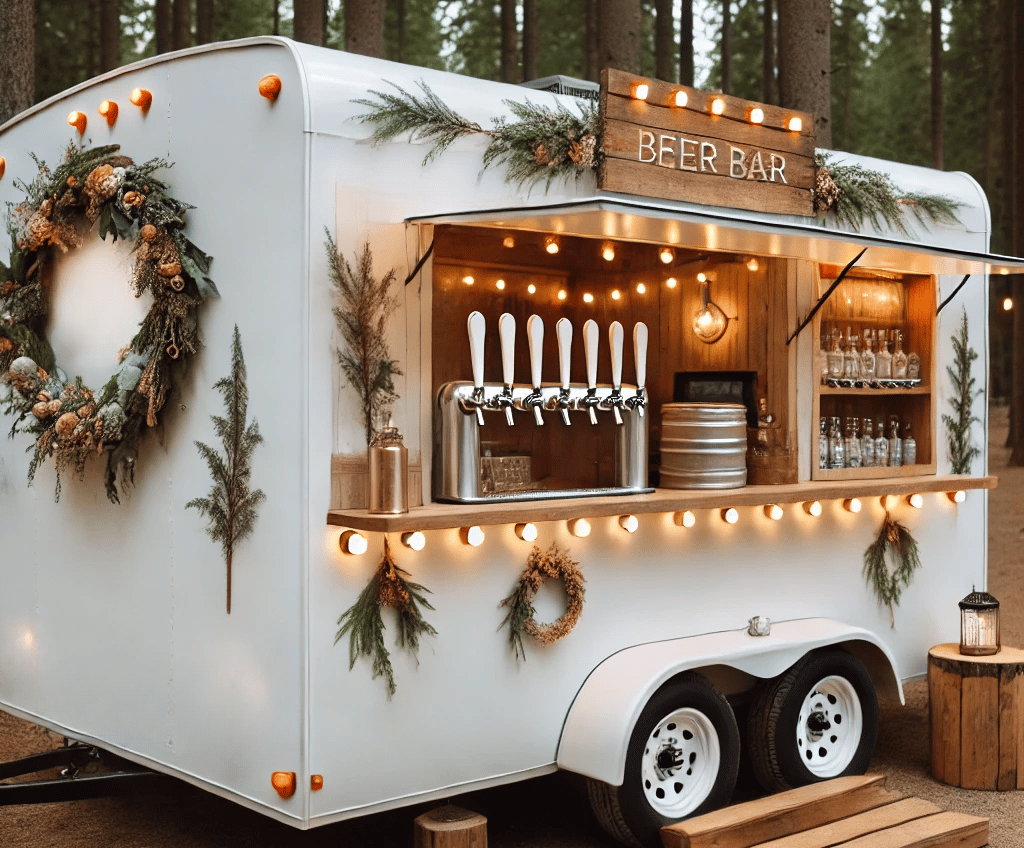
[{"x1": 0, "y1": 37, "x2": 1018, "y2": 847}]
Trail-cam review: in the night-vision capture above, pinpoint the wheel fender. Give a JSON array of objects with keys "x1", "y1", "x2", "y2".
[{"x1": 556, "y1": 617, "x2": 900, "y2": 786}]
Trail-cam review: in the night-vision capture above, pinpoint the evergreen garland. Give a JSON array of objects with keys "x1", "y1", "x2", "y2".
[
  {"x1": 942, "y1": 309, "x2": 981, "y2": 475},
  {"x1": 815, "y1": 152, "x2": 963, "y2": 237},
  {"x1": 355, "y1": 80, "x2": 600, "y2": 188},
  {"x1": 334, "y1": 537, "x2": 437, "y2": 699},
  {"x1": 326, "y1": 234, "x2": 401, "y2": 446},
  {"x1": 863, "y1": 513, "x2": 921, "y2": 628},
  {"x1": 186, "y1": 325, "x2": 266, "y2": 614}
]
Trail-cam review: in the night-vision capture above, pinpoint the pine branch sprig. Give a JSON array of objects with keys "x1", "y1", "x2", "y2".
[
  {"x1": 186, "y1": 325, "x2": 266, "y2": 614},
  {"x1": 942, "y1": 310, "x2": 981, "y2": 475},
  {"x1": 863, "y1": 513, "x2": 921, "y2": 628}
]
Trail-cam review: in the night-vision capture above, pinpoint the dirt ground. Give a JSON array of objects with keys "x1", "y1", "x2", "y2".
[{"x1": 1, "y1": 406, "x2": 1022, "y2": 847}]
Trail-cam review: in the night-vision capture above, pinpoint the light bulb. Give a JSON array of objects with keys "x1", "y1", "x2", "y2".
[
  {"x1": 496, "y1": 279, "x2": 505, "y2": 290},
  {"x1": 557, "y1": 289, "x2": 567, "y2": 300},
  {"x1": 907, "y1": 493, "x2": 924, "y2": 509},
  {"x1": 947, "y1": 490, "x2": 967, "y2": 504},
  {"x1": 602, "y1": 243, "x2": 616, "y2": 261},
  {"x1": 666, "y1": 277, "x2": 677, "y2": 288},
  {"x1": 401, "y1": 531, "x2": 426, "y2": 551},
  {"x1": 843, "y1": 498, "x2": 862, "y2": 513},
  {"x1": 659, "y1": 247, "x2": 674, "y2": 264},
  {"x1": 636, "y1": 283, "x2": 647, "y2": 294},
  {"x1": 611, "y1": 290, "x2": 621, "y2": 300},
  {"x1": 1003, "y1": 297, "x2": 1013, "y2": 311},
  {"x1": 98, "y1": 100, "x2": 118, "y2": 126},
  {"x1": 619, "y1": 514, "x2": 639, "y2": 533},
  {"x1": 673, "y1": 90, "x2": 688, "y2": 108},
  {"x1": 632, "y1": 82, "x2": 650, "y2": 101},
  {"x1": 515, "y1": 522, "x2": 538, "y2": 541},
  {"x1": 460, "y1": 525, "x2": 485, "y2": 546},
  {"x1": 711, "y1": 98, "x2": 725, "y2": 115},
  {"x1": 503, "y1": 236, "x2": 515, "y2": 248},
  {"x1": 803, "y1": 500, "x2": 822, "y2": 517},
  {"x1": 763, "y1": 504, "x2": 783, "y2": 521},
  {"x1": 749, "y1": 107, "x2": 764, "y2": 124},
  {"x1": 674, "y1": 510, "x2": 696, "y2": 528},
  {"x1": 787, "y1": 116, "x2": 803, "y2": 132},
  {"x1": 721, "y1": 507, "x2": 738, "y2": 524},
  {"x1": 545, "y1": 236, "x2": 560, "y2": 254},
  {"x1": 583, "y1": 292, "x2": 594, "y2": 303},
  {"x1": 568, "y1": 518, "x2": 591, "y2": 537},
  {"x1": 130, "y1": 88, "x2": 153, "y2": 110},
  {"x1": 746, "y1": 257, "x2": 759, "y2": 272},
  {"x1": 528, "y1": 283, "x2": 537, "y2": 294},
  {"x1": 462, "y1": 275, "x2": 474, "y2": 285},
  {"x1": 339, "y1": 531, "x2": 368, "y2": 555}
]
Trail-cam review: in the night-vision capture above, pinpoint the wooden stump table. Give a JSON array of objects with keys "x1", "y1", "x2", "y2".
[{"x1": 929, "y1": 642, "x2": 1024, "y2": 790}]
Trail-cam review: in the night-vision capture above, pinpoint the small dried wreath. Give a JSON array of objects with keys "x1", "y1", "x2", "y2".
[
  {"x1": 0, "y1": 143, "x2": 217, "y2": 502},
  {"x1": 500, "y1": 544, "x2": 586, "y2": 661}
]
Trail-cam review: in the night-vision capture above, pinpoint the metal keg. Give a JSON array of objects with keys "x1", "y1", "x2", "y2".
[{"x1": 660, "y1": 402, "x2": 747, "y2": 489}]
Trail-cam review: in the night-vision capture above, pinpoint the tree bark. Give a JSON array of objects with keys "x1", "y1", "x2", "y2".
[
  {"x1": 500, "y1": 0, "x2": 517, "y2": 83},
  {"x1": 395, "y1": 0, "x2": 406, "y2": 62},
  {"x1": 344, "y1": 0, "x2": 384, "y2": 56},
  {"x1": 778, "y1": 0, "x2": 832, "y2": 148},
  {"x1": 294, "y1": 0, "x2": 325, "y2": 46},
  {"x1": 585, "y1": 0, "x2": 599, "y2": 80},
  {"x1": 99, "y1": 0, "x2": 120, "y2": 72},
  {"x1": 654, "y1": 0, "x2": 673, "y2": 81},
  {"x1": 0, "y1": 0, "x2": 34, "y2": 123},
  {"x1": 931, "y1": 0, "x2": 944, "y2": 168},
  {"x1": 523, "y1": 0, "x2": 538, "y2": 81},
  {"x1": 679, "y1": 0, "x2": 693, "y2": 85},
  {"x1": 196, "y1": 0, "x2": 213, "y2": 44},
  {"x1": 762, "y1": 0, "x2": 775, "y2": 104},
  {"x1": 172, "y1": 0, "x2": 191, "y2": 51},
  {"x1": 1010, "y1": 0, "x2": 1024, "y2": 463},
  {"x1": 155, "y1": 0, "x2": 172, "y2": 52},
  {"x1": 721, "y1": 0, "x2": 732, "y2": 93},
  {"x1": 597, "y1": 0, "x2": 641, "y2": 74}
]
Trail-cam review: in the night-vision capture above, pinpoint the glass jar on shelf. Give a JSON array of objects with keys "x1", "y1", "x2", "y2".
[
  {"x1": 829, "y1": 416, "x2": 845, "y2": 469},
  {"x1": 860, "y1": 329, "x2": 876, "y2": 381},
  {"x1": 861, "y1": 417, "x2": 876, "y2": 467},
  {"x1": 874, "y1": 417, "x2": 890, "y2": 467},
  {"x1": 892, "y1": 331, "x2": 908, "y2": 379},
  {"x1": 902, "y1": 421, "x2": 917, "y2": 465},
  {"x1": 844, "y1": 417, "x2": 862, "y2": 468},
  {"x1": 888, "y1": 415, "x2": 903, "y2": 468},
  {"x1": 876, "y1": 331, "x2": 893, "y2": 379},
  {"x1": 827, "y1": 328, "x2": 844, "y2": 379}
]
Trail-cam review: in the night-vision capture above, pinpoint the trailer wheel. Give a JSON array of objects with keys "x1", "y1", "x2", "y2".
[
  {"x1": 586, "y1": 673, "x2": 740, "y2": 848},
  {"x1": 747, "y1": 649, "x2": 879, "y2": 793}
]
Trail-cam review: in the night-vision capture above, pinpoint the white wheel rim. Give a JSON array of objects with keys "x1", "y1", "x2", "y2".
[
  {"x1": 640, "y1": 707, "x2": 720, "y2": 818},
  {"x1": 796, "y1": 674, "x2": 863, "y2": 778}
]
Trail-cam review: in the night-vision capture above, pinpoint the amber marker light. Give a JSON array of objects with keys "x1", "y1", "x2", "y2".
[
  {"x1": 674, "y1": 510, "x2": 696, "y2": 528},
  {"x1": 68, "y1": 111, "x2": 87, "y2": 135},
  {"x1": 339, "y1": 530, "x2": 368, "y2": 555},
  {"x1": 721, "y1": 508, "x2": 739, "y2": 525},
  {"x1": 749, "y1": 107, "x2": 764, "y2": 125},
  {"x1": 619, "y1": 514, "x2": 639, "y2": 533},
  {"x1": 803, "y1": 500, "x2": 822, "y2": 517},
  {"x1": 710, "y1": 97, "x2": 725, "y2": 115},
  {"x1": 401, "y1": 531, "x2": 425, "y2": 551},
  {"x1": 258, "y1": 73, "x2": 283, "y2": 101},
  {"x1": 98, "y1": 100, "x2": 118, "y2": 126},
  {"x1": 787, "y1": 116, "x2": 803, "y2": 132},
  {"x1": 906, "y1": 493, "x2": 924, "y2": 509},
  {"x1": 631, "y1": 81, "x2": 650, "y2": 101},
  {"x1": 843, "y1": 498, "x2": 862, "y2": 514},
  {"x1": 673, "y1": 89, "x2": 688, "y2": 108},
  {"x1": 515, "y1": 522, "x2": 538, "y2": 542},
  {"x1": 311, "y1": 775, "x2": 324, "y2": 791},
  {"x1": 460, "y1": 526, "x2": 485, "y2": 547},
  {"x1": 763, "y1": 504, "x2": 783, "y2": 521},
  {"x1": 568, "y1": 518, "x2": 591, "y2": 537},
  {"x1": 271, "y1": 771, "x2": 296, "y2": 799},
  {"x1": 948, "y1": 490, "x2": 967, "y2": 504},
  {"x1": 129, "y1": 88, "x2": 152, "y2": 111}
]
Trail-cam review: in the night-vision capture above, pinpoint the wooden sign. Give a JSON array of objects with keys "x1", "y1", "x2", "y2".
[{"x1": 599, "y1": 69, "x2": 816, "y2": 217}]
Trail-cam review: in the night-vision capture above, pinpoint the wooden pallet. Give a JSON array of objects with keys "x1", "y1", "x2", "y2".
[{"x1": 661, "y1": 774, "x2": 989, "y2": 848}]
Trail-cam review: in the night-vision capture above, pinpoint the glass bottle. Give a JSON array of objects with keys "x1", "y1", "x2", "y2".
[
  {"x1": 860, "y1": 329, "x2": 876, "y2": 382},
  {"x1": 843, "y1": 330, "x2": 861, "y2": 380},
  {"x1": 829, "y1": 416, "x2": 845, "y2": 469},
  {"x1": 861, "y1": 417, "x2": 876, "y2": 467},
  {"x1": 845, "y1": 417, "x2": 862, "y2": 468},
  {"x1": 888, "y1": 415, "x2": 903, "y2": 468},
  {"x1": 819, "y1": 417, "x2": 829, "y2": 470},
  {"x1": 876, "y1": 333, "x2": 893, "y2": 379},
  {"x1": 902, "y1": 421, "x2": 917, "y2": 465},
  {"x1": 827, "y1": 328, "x2": 844, "y2": 379},
  {"x1": 874, "y1": 418, "x2": 890, "y2": 467},
  {"x1": 906, "y1": 344, "x2": 921, "y2": 380},
  {"x1": 892, "y1": 331, "x2": 908, "y2": 379},
  {"x1": 820, "y1": 327, "x2": 830, "y2": 384}
]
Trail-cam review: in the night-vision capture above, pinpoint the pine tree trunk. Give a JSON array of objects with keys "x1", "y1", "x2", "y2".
[
  {"x1": 295, "y1": 0, "x2": 325, "y2": 46},
  {"x1": 172, "y1": 0, "x2": 191, "y2": 50},
  {"x1": 99, "y1": 0, "x2": 120, "y2": 71},
  {"x1": 597, "y1": 0, "x2": 641, "y2": 74},
  {"x1": 344, "y1": 0, "x2": 383, "y2": 56},
  {"x1": 778, "y1": 0, "x2": 832, "y2": 147},
  {"x1": 0, "y1": 0, "x2": 35, "y2": 123},
  {"x1": 655, "y1": 0, "x2": 674, "y2": 81},
  {"x1": 721, "y1": 0, "x2": 732, "y2": 93},
  {"x1": 585, "y1": 0, "x2": 599, "y2": 80},
  {"x1": 679, "y1": 0, "x2": 693, "y2": 86},
  {"x1": 196, "y1": 0, "x2": 213, "y2": 44},
  {"x1": 931, "y1": 0, "x2": 944, "y2": 168},
  {"x1": 155, "y1": 0, "x2": 172, "y2": 52},
  {"x1": 500, "y1": 0, "x2": 517, "y2": 83},
  {"x1": 523, "y1": 0, "x2": 538, "y2": 81},
  {"x1": 396, "y1": 0, "x2": 406, "y2": 62},
  {"x1": 762, "y1": 0, "x2": 775, "y2": 104}
]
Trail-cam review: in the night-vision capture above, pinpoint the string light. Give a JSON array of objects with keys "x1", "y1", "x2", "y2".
[
  {"x1": 515, "y1": 522, "x2": 538, "y2": 541},
  {"x1": 98, "y1": 100, "x2": 118, "y2": 126},
  {"x1": 611, "y1": 290, "x2": 621, "y2": 300},
  {"x1": 666, "y1": 277, "x2": 677, "y2": 288},
  {"x1": 1003, "y1": 297, "x2": 1013, "y2": 311},
  {"x1": 401, "y1": 531, "x2": 426, "y2": 551},
  {"x1": 636, "y1": 283, "x2": 647, "y2": 294},
  {"x1": 568, "y1": 518, "x2": 591, "y2": 537},
  {"x1": 879, "y1": 494, "x2": 898, "y2": 510},
  {"x1": 495, "y1": 279, "x2": 505, "y2": 290},
  {"x1": 462, "y1": 275, "x2": 474, "y2": 285},
  {"x1": 748, "y1": 107, "x2": 764, "y2": 124},
  {"x1": 557, "y1": 289, "x2": 567, "y2": 300},
  {"x1": 710, "y1": 98, "x2": 725, "y2": 116},
  {"x1": 763, "y1": 504, "x2": 783, "y2": 521},
  {"x1": 843, "y1": 498, "x2": 862, "y2": 513},
  {"x1": 602, "y1": 242, "x2": 616, "y2": 261},
  {"x1": 583, "y1": 292, "x2": 594, "y2": 303},
  {"x1": 339, "y1": 531, "x2": 368, "y2": 555},
  {"x1": 619, "y1": 514, "x2": 639, "y2": 533},
  {"x1": 544, "y1": 236, "x2": 560, "y2": 254},
  {"x1": 803, "y1": 500, "x2": 822, "y2": 517},
  {"x1": 503, "y1": 236, "x2": 515, "y2": 248},
  {"x1": 528, "y1": 283, "x2": 537, "y2": 294},
  {"x1": 787, "y1": 116, "x2": 803, "y2": 132},
  {"x1": 746, "y1": 257, "x2": 759, "y2": 272},
  {"x1": 631, "y1": 81, "x2": 650, "y2": 101},
  {"x1": 460, "y1": 526, "x2": 485, "y2": 546},
  {"x1": 673, "y1": 90, "x2": 688, "y2": 108},
  {"x1": 906, "y1": 493, "x2": 924, "y2": 509},
  {"x1": 674, "y1": 510, "x2": 696, "y2": 528},
  {"x1": 947, "y1": 490, "x2": 967, "y2": 504},
  {"x1": 129, "y1": 88, "x2": 152, "y2": 111},
  {"x1": 68, "y1": 111, "x2": 87, "y2": 134},
  {"x1": 721, "y1": 507, "x2": 739, "y2": 524},
  {"x1": 659, "y1": 247, "x2": 674, "y2": 264}
]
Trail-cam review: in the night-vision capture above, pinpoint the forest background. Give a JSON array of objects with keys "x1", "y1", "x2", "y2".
[{"x1": 1, "y1": 0, "x2": 1023, "y2": 459}]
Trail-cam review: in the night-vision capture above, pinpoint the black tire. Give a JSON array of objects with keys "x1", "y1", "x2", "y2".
[
  {"x1": 586, "y1": 673, "x2": 741, "y2": 848},
  {"x1": 747, "y1": 649, "x2": 879, "y2": 793}
]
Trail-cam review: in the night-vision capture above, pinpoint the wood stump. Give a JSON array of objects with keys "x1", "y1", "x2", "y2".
[
  {"x1": 413, "y1": 804, "x2": 487, "y2": 848},
  {"x1": 929, "y1": 642, "x2": 1024, "y2": 790}
]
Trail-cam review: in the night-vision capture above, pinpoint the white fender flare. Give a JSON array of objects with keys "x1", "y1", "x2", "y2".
[{"x1": 555, "y1": 617, "x2": 901, "y2": 786}]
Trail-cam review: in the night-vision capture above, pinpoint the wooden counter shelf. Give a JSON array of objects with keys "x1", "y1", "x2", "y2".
[{"x1": 326, "y1": 474, "x2": 995, "y2": 533}]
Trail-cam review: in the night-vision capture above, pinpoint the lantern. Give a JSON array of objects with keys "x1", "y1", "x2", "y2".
[{"x1": 959, "y1": 589, "x2": 1000, "y2": 656}]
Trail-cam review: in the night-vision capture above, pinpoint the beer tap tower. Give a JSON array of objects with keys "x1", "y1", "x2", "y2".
[{"x1": 434, "y1": 312, "x2": 650, "y2": 503}]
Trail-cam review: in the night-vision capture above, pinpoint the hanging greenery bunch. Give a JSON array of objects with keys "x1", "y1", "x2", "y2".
[
  {"x1": 863, "y1": 513, "x2": 921, "y2": 628},
  {"x1": 942, "y1": 309, "x2": 981, "y2": 475},
  {"x1": 0, "y1": 143, "x2": 217, "y2": 502},
  {"x1": 186, "y1": 326, "x2": 265, "y2": 615},
  {"x1": 354, "y1": 80, "x2": 600, "y2": 188},
  {"x1": 499, "y1": 544, "x2": 585, "y2": 662},
  {"x1": 335, "y1": 537, "x2": 437, "y2": 698},
  {"x1": 326, "y1": 234, "x2": 401, "y2": 446},
  {"x1": 814, "y1": 153, "x2": 963, "y2": 237}
]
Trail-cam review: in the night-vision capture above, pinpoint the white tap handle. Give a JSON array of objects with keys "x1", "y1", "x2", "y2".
[
  {"x1": 527, "y1": 314, "x2": 544, "y2": 390},
  {"x1": 499, "y1": 313, "x2": 516, "y2": 386},
  {"x1": 609, "y1": 321, "x2": 623, "y2": 389},
  {"x1": 556, "y1": 318, "x2": 573, "y2": 389},
  {"x1": 583, "y1": 319, "x2": 599, "y2": 390},
  {"x1": 633, "y1": 322, "x2": 648, "y2": 390},
  {"x1": 468, "y1": 311, "x2": 486, "y2": 389}
]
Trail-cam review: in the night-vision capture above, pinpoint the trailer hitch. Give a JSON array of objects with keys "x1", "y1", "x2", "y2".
[{"x1": 0, "y1": 741, "x2": 178, "y2": 806}]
